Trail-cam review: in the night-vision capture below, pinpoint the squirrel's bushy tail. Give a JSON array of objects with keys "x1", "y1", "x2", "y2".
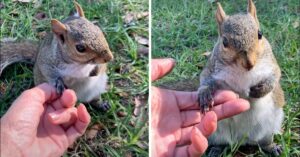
[{"x1": 0, "y1": 40, "x2": 38, "y2": 76}]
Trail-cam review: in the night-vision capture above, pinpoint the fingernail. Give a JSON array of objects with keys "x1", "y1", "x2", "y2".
[
  {"x1": 49, "y1": 113, "x2": 59, "y2": 121},
  {"x1": 193, "y1": 127, "x2": 202, "y2": 136},
  {"x1": 235, "y1": 93, "x2": 239, "y2": 98}
]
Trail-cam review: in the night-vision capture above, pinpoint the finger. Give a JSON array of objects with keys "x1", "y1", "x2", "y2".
[
  {"x1": 18, "y1": 83, "x2": 58, "y2": 105},
  {"x1": 213, "y1": 90, "x2": 239, "y2": 105},
  {"x1": 180, "y1": 110, "x2": 202, "y2": 127},
  {"x1": 174, "y1": 128, "x2": 208, "y2": 157},
  {"x1": 51, "y1": 89, "x2": 77, "y2": 110},
  {"x1": 66, "y1": 104, "x2": 91, "y2": 145},
  {"x1": 43, "y1": 105, "x2": 69, "y2": 149},
  {"x1": 177, "y1": 111, "x2": 217, "y2": 145},
  {"x1": 4, "y1": 83, "x2": 58, "y2": 128},
  {"x1": 175, "y1": 90, "x2": 238, "y2": 111},
  {"x1": 170, "y1": 90, "x2": 199, "y2": 110},
  {"x1": 189, "y1": 127, "x2": 208, "y2": 156},
  {"x1": 212, "y1": 98, "x2": 250, "y2": 121},
  {"x1": 47, "y1": 107, "x2": 78, "y2": 125},
  {"x1": 151, "y1": 58, "x2": 175, "y2": 81}
]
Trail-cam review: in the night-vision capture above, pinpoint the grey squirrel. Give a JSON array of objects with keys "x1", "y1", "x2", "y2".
[
  {"x1": 197, "y1": 0, "x2": 285, "y2": 156},
  {"x1": 0, "y1": 2, "x2": 113, "y2": 110}
]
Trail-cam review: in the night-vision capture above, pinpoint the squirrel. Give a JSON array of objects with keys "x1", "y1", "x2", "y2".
[
  {"x1": 0, "y1": 2, "x2": 113, "y2": 110},
  {"x1": 197, "y1": 0, "x2": 285, "y2": 156}
]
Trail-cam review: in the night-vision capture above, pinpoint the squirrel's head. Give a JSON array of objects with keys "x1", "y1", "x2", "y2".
[
  {"x1": 50, "y1": 2, "x2": 113, "y2": 64},
  {"x1": 215, "y1": 0, "x2": 264, "y2": 70}
]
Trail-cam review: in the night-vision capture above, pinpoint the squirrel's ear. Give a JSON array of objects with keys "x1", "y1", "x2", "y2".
[
  {"x1": 51, "y1": 19, "x2": 67, "y2": 42},
  {"x1": 216, "y1": 3, "x2": 226, "y2": 25},
  {"x1": 51, "y1": 19, "x2": 67, "y2": 34},
  {"x1": 247, "y1": 0, "x2": 260, "y2": 27},
  {"x1": 216, "y1": 3, "x2": 226, "y2": 35},
  {"x1": 74, "y1": 1, "x2": 85, "y2": 17}
]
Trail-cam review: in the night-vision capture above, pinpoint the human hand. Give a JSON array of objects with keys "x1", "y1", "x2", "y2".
[
  {"x1": 151, "y1": 58, "x2": 250, "y2": 157},
  {"x1": 0, "y1": 83, "x2": 90, "y2": 157}
]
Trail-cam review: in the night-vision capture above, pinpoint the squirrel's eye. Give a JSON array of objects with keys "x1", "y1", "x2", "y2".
[
  {"x1": 223, "y1": 37, "x2": 229, "y2": 48},
  {"x1": 76, "y1": 44, "x2": 86, "y2": 53},
  {"x1": 258, "y1": 31, "x2": 263, "y2": 40}
]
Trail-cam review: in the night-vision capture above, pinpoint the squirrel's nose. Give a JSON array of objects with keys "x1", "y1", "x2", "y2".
[
  {"x1": 245, "y1": 62, "x2": 254, "y2": 70},
  {"x1": 245, "y1": 58, "x2": 254, "y2": 70}
]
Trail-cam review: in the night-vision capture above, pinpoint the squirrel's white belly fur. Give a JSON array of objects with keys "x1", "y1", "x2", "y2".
[
  {"x1": 58, "y1": 63, "x2": 107, "y2": 102},
  {"x1": 209, "y1": 61, "x2": 284, "y2": 145}
]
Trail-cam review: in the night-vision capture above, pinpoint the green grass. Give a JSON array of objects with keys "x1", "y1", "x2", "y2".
[
  {"x1": 0, "y1": 0, "x2": 148, "y2": 156},
  {"x1": 152, "y1": 0, "x2": 300, "y2": 156}
]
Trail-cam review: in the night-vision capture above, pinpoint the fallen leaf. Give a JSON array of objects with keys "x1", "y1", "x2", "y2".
[
  {"x1": 86, "y1": 123, "x2": 104, "y2": 140},
  {"x1": 33, "y1": 0, "x2": 42, "y2": 8},
  {"x1": 123, "y1": 13, "x2": 135, "y2": 24},
  {"x1": 123, "y1": 12, "x2": 149, "y2": 24},
  {"x1": 129, "y1": 120, "x2": 135, "y2": 127},
  {"x1": 91, "y1": 20, "x2": 98, "y2": 24},
  {"x1": 292, "y1": 20, "x2": 299, "y2": 29},
  {"x1": 137, "y1": 45, "x2": 149, "y2": 56},
  {"x1": 134, "y1": 95, "x2": 147, "y2": 116},
  {"x1": 136, "y1": 12, "x2": 149, "y2": 20},
  {"x1": 118, "y1": 91, "x2": 129, "y2": 98},
  {"x1": 37, "y1": 31, "x2": 47, "y2": 39},
  {"x1": 136, "y1": 141, "x2": 148, "y2": 149},
  {"x1": 201, "y1": 51, "x2": 211, "y2": 57},
  {"x1": 134, "y1": 35, "x2": 149, "y2": 46},
  {"x1": 197, "y1": 63, "x2": 205, "y2": 68},
  {"x1": 35, "y1": 12, "x2": 47, "y2": 20},
  {"x1": 117, "y1": 111, "x2": 127, "y2": 117}
]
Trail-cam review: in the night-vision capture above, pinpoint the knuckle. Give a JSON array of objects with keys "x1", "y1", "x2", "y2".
[{"x1": 21, "y1": 89, "x2": 39, "y2": 98}]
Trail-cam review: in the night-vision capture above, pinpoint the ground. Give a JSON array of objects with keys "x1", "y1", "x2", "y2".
[
  {"x1": 152, "y1": 0, "x2": 299, "y2": 156},
  {"x1": 0, "y1": 0, "x2": 148, "y2": 156}
]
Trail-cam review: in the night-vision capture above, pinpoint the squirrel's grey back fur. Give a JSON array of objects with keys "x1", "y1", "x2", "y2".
[{"x1": 0, "y1": 40, "x2": 38, "y2": 75}]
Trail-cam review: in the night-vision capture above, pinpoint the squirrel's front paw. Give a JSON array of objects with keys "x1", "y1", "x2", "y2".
[
  {"x1": 54, "y1": 77, "x2": 66, "y2": 95},
  {"x1": 198, "y1": 86, "x2": 214, "y2": 114},
  {"x1": 249, "y1": 79, "x2": 273, "y2": 98}
]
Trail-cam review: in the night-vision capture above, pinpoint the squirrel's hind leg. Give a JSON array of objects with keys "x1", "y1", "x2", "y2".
[
  {"x1": 259, "y1": 135, "x2": 282, "y2": 156},
  {"x1": 89, "y1": 98, "x2": 111, "y2": 112},
  {"x1": 206, "y1": 145, "x2": 225, "y2": 157}
]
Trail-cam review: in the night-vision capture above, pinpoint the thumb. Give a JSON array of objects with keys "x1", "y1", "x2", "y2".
[
  {"x1": 151, "y1": 58, "x2": 175, "y2": 81},
  {"x1": 188, "y1": 127, "x2": 209, "y2": 157},
  {"x1": 2, "y1": 83, "x2": 58, "y2": 128}
]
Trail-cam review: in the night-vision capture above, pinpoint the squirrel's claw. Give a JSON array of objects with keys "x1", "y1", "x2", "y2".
[
  {"x1": 55, "y1": 77, "x2": 66, "y2": 96},
  {"x1": 198, "y1": 86, "x2": 214, "y2": 114}
]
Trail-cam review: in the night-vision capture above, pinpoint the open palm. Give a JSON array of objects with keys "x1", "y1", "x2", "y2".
[{"x1": 151, "y1": 58, "x2": 250, "y2": 157}]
